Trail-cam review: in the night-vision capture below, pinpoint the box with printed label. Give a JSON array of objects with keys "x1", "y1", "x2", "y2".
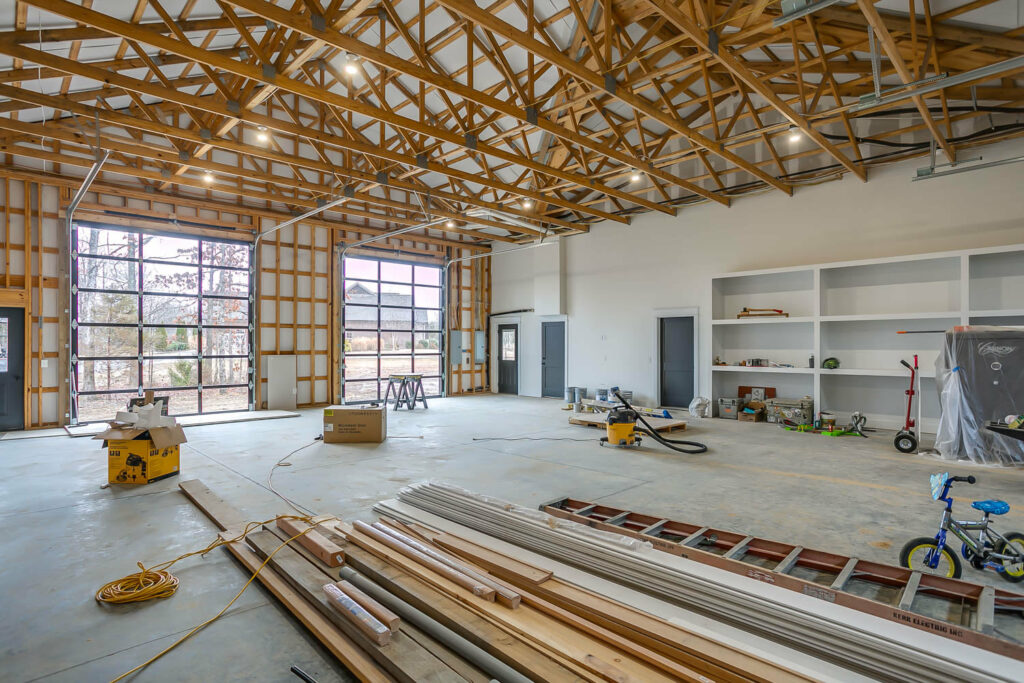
[
  {"x1": 323, "y1": 405, "x2": 387, "y2": 443},
  {"x1": 107, "y1": 439, "x2": 181, "y2": 485}
]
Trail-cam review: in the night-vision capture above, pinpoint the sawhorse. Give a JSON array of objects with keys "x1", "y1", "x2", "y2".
[{"x1": 384, "y1": 374, "x2": 428, "y2": 410}]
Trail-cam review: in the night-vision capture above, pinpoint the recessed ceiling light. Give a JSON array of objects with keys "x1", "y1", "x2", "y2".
[
  {"x1": 630, "y1": 171, "x2": 642, "y2": 183},
  {"x1": 521, "y1": 199, "x2": 533, "y2": 209},
  {"x1": 446, "y1": 220, "x2": 456, "y2": 228},
  {"x1": 202, "y1": 171, "x2": 214, "y2": 183},
  {"x1": 788, "y1": 126, "x2": 802, "y2": 142}
]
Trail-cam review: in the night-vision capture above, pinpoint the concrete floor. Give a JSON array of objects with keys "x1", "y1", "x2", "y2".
[{"x1": 3, "y1": 394, "x2": 1024, "y2": 681}]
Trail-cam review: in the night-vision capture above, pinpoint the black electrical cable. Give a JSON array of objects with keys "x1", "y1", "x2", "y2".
[{"x1": 612, "y1": 391, "x2": 708, "y2": 454}]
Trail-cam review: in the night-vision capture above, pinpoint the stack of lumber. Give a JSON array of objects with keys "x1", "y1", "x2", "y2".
[
  {"x1": 177, "y1": 479, "x2": 811, "y2": 682},
  {"x1": 382, "y1": 482, "x2": 1020, "y2": 682}
]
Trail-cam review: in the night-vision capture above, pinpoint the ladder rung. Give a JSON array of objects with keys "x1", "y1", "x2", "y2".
[
  {"x1": 898, "y1": 571, "x2": 922, "y2": 611},
  {"x1": 723, "y1": 536, "x2": 754, "y2": 560},
  {"x1": 639, "y1": 519, "x2": 668, "y2": 536},
  {"x1": 574, "y1": 504, "x2": 597, "y2": 516},
  {"x1": 775, "y1": 546, "x2": 803, "y2": 574},
  {"x1": 977, "y1": 586, "x2": 995, "y2": 634},
  {"x1": 831, "y1": 558, "x2": 859, "y2": 590},
  {"x1": 682, "y1": 527, "x2": 710, "y2": 547},
  {"x1": 603, "y1": 511, "x2": 632, "y2": 526}
]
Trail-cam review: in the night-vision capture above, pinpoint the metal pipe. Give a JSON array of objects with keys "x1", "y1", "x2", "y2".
[
  {"x1": 254, "y1": 195, "x2": 350, "y2": 249},
  {"x1": 337, "y1": 566, "x2": 532, "y2": 683},
  {"x1": 772, "y1": 0, "x2": 846, "y2": 28},
  {"x1": 912, "y1": 154, "x2": 1024, "y2": 181},
  {"x1": 66, "y1": 150, "x2": 109, "y2": 426}
]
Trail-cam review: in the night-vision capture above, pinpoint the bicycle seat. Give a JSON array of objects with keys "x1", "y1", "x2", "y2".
[{"x1": 971, "y1": 500, "x2": 1010, "y2": 515}]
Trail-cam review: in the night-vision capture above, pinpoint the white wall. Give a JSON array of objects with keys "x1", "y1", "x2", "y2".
[{"x1": 491, "y1": 137, "x2": 1024, "y2": 404}]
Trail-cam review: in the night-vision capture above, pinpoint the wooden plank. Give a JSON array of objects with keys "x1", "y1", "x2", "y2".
[
  {"x1": 429, "y1": 532, "x2": 553, "y2": 585},
  {"x1": 220, "y1": 538, "x2": 391, "y2": 683},
  {"x1": 246, "y1": 530, "x2": 465, "y2": 683},
  {"x1": 178, "y1": 479, "x2": 248, "y2": 531},
  {"x1": 277, "y1": 515, "x2": 345, "y2": 567},
  {"x1": 336, "y1": 579, "x2": 402, "y2": 633},
  {"x1": 324, "y1": 583, "x2": 392, "y2": 646},
  {"x1": 341, "y1": 544, "x2": 586, "y2": 683}
]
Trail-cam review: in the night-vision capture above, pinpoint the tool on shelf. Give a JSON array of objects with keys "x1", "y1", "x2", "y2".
[{"x1": 736, "y1": 307, "x2": 789, "y2": 318}]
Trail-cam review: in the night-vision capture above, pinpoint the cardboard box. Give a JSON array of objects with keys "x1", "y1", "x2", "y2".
[
  {"x1": 738, "y1": 400, "x2": 766, "y2": 422},
  {"x1": 107, "y1": 439, "x2": 181, "y2": 485},
  {"x1": 323, "y1": 405, "x2": 387, "y2": 443}
]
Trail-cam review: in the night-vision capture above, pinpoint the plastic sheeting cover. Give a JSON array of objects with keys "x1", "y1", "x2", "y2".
[{"x1": 934, "y1": 326, "x2": 1024, "y2": 466}]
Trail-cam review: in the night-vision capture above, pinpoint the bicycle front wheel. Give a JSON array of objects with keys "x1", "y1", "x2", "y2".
[{"x1": 899, "y1": 537, "x2": 962, "y2": 578}]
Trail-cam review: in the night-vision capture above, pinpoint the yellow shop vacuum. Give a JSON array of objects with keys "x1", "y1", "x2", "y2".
[{"x1": 601, "y1": 405, "x2": 642, "y2": 449}]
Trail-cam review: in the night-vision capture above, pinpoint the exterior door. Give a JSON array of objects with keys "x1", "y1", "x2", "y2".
[
  {"x1": 0, "y1": 307, "x2": 25, "y2": 430},
  {"x1": 659, "y1": 316, "x2": 694, "y2": 408},
  {"x1": 541, "y1": 321, "x2": 565, "y2": 398},
  {"x1": 497, "y1": 324, "x2": 518, "y2": 394}
]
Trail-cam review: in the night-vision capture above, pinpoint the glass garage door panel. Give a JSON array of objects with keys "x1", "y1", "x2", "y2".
[
  {"x1": 73, "y1": 225, "x2": 252, "y2": 422},
  {"x1": 342, "y1": 257, "x2": 443, "y2": 403}
]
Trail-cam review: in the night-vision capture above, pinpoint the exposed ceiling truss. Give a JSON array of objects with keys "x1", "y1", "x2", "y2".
[{"x1": 0, "y1": 0, "x2": 1021, "y2": 246}]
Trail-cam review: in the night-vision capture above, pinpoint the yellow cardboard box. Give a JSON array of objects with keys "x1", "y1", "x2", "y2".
[
  {"x1": 108, "y1": 439, "x2": 181, "y2": 485},
  {"x1": 323, "y1": 405, "x2": 387, "y2": 443}
]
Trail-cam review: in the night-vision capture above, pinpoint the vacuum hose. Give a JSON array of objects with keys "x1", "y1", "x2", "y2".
[{"x1": 614, "y1": 391, "x2": 708, "y2": 454}]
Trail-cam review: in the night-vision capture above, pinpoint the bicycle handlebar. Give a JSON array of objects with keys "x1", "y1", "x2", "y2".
[{"x1": 950, "y1": 475, "x2": 977, "y2": 484}]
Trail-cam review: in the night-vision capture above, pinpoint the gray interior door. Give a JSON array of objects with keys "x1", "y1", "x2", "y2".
[
  {"x1": 497, "y1": 324, "x2": 518, "y2": 394},
  {"x1": 541, "y1": 321, "x2": 565, "y2": 398},
  {"x1": 0, "y1": 307, "x2": 25, "y2": 430},
  {"x1": 660, "y1": 316, "x2": 694, "y2": 408}
]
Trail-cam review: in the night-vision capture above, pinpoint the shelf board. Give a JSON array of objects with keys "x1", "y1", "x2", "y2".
[
  {"x1": 712, "y1": 316, "x2": 814, "y2": 325},
  {"x1": 712, "y1": 366, "x2": 814, "y2": 374},
  {"x1": 969, "y1": 308, "x2": 1024, "y2": 318},
  {"x1": 819, "y1": 367, "x2": 936, "y2": 378},
  {"x1": 819, "y1": 312, "x2": 961, "y2": 322}
]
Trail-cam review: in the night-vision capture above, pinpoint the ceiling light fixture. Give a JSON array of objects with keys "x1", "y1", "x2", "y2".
[
  {"x1": 446, "y1": 219, "x2": 456, "y2": 228},
  {"x1": 342, "y1": 52, "x2": 359, "y2": 75},
  {"x1": 203, "y1": 171, "x2": 214, "y2": 183},
  {"x1": 788, "y1": 126, "x2": 802, "y2": 143},
  {"x1": 630, "y1": 171, "x2": 642, "y2": 183},
  {"x1": 521, "y1": 199, "x2": 533, "y2": 209},
  {"x1": 256, "y1": 126, "x2": 269, "y2": 143}
]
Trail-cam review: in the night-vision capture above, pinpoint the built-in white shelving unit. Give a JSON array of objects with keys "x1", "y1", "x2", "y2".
[{"x1": 709, "y1": 243, "x2": 1024, "y2": 431}]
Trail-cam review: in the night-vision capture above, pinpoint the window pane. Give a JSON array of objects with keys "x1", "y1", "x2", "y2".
[
  {"x1": 344, "y1": 380, "x2": 379, "y2": 402},
  {"x1": 202, "y1": 357, "x2": 248, "y2": 386},
  {"x1": 380, "y1": 283, "x2": 411, "y2": 306},
  {"x1": 380, "y1": 262, "x2": 412, "y2": 283},
  {"x1": 144, "y1": 296, "x2": 198, "y2": 325},
  {"x1": 78, "y1": 391, "x2": 139, "y2": 423},
  {"x1": 202, "y1": 267, "x2": 248, "y2": 296},
  {"x1": 381, "y1": 307, "x2": 411, "y2": 330},
  {"x1": 202, "y1": 242, "x2": 248, "y2": 267},
  {"x1": 415, "y1": 355, "x2": 440, "y2": 375},
  {"x1": 414, "y1": 286, "x2": 440, "y2": 308},
  {"x1": 77, "y1": 226, "x2": 136, "y2": 257},
  {"x1": 422, "y1": 378, "x2": 440, "y2": 396},
  {"x1": 345, "y1": 330, "x2": 378, "y2": 353},
  {"x1": 143, "y1": 327, "x2": 198, "y2": 355},
  {"x1": 380, "y1": 355, "x2": 412, "y2": 376},
  {"x1": 344, "y1": 258, "x2": 377, "y2": 280},
  {"x1": 381, "y1": 331, "x2": 412, "y2": 354},
  {"x1": 203, "y1": 328, "x2": 248, "y2": 356},
  {"x1": 78, "y1": 291, "x2": 137, "y2": 324},
  {"x1": 344, "y1": 356, "x2": 378, "y2": 380},
  {"x1": 202, "y1": 298, "x2": 248, "y2": 326},
  {"x1": 142, "y1": 358, "x2": 198, "y2": 388},
  {"x1": 345, "y1": 280, "x2": 377, "y2": 305},
  {"x1": 77, "y1": 256, "x2": 138, "y2": 291},
  {"x1": 501, "y1": 329, "x2": 516, "y2": 361},
  {"x1": 144, "y1": 262, "x2": 198, "y2": 294},
  {"x1": 414, "y1": 309, "x2": 440, "y2": 331},
  {"x1": 78, "y1": 360, "x2": 138, "y2": 392},
  {"x1": 78, "y1": 326, "x2": 137, "y2": 358},
  {"x1": 414, "y1": 332, "x2": 441, "y2": 352},
  {"x1": 164, "y1": 388, "x2": 199, "y2": 416},
  {"x1": 344, "y1": 305, "x2": 377, "y2": 330},
  {"x1": 203, "y1": 386, "x2": 248, "y2": 412},
  {"x1": 143, "y1": 234, "x2": 198, "y2": 263},
  {"x1": 414, "y1": 266, "x2": 440, "y2": 286}
]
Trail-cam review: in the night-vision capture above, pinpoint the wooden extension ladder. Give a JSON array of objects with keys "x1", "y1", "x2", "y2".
[{"x1": 540, "y1": 497, "x2": 1024, "y2": 661}]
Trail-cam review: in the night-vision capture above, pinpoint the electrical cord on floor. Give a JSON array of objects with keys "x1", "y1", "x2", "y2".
[
  {"x1": 473, "y1": 437, "x2": 596, "y2": 442},
  {"x1": 267, "y1": 438, "x2": 322, "y2": 516},
  {"x1": 614, "y1": 392, "x2": 709, "y2": 454},
  {"x1": 104, "y1": 521, "x2": 315, "y2": 682}
]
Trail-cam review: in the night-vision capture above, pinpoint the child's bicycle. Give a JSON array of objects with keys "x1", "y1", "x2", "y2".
[{"x1": 899, "y1": 472, "x2": 1024, "y2": 581}]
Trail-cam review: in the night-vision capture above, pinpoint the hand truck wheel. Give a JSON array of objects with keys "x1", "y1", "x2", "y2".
[{"x1": 894, "y1": 430, "x2": 918, "y2": 453}]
